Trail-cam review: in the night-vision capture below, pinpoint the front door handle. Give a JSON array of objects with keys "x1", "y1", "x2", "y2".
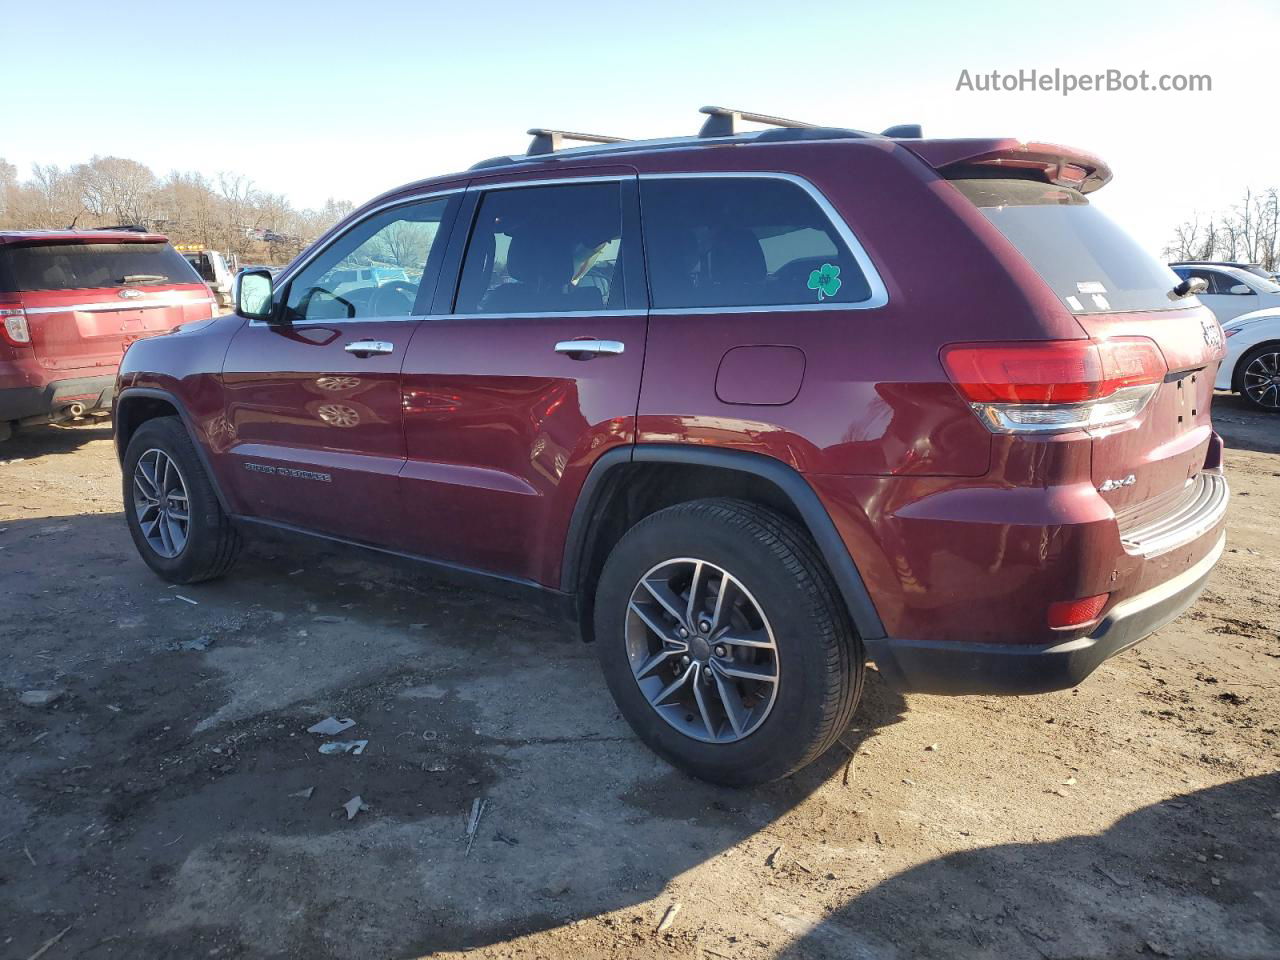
[
  {"x1": 554, "y1": 339, "x2": 625, "y2": 359},
  {"x1": 345, "y1": 339, "x2": 394, "y2": 357}
]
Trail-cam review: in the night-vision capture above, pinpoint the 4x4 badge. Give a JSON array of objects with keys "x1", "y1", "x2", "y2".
[{"x1": 807, "y1": 263, "x2": 842, "y2": 300}]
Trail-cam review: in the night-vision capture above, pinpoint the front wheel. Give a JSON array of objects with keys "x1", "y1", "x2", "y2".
[
  {"x1": 594, "y1": 498, "x2": 863, "y2": 785},
  {"x1": 122, "y1": 416, "x2": 241, "y2": 583}
]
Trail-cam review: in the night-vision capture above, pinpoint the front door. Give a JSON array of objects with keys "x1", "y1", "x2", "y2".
[
  {"x1": 221, "y1": 192, "x2": 461, "y2": 545},
  {"x1": 397, "y1": 174, "x2": 647, "y2": 584}
]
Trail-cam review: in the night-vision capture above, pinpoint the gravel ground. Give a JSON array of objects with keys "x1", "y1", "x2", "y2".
[{"x1": 0, "y1": 395, "x2": 1276, "y2": 960}]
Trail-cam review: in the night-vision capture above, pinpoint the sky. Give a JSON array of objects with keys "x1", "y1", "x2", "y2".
[{"x1": 3, "y1": 0, "x2": 1277, "y2": 254}]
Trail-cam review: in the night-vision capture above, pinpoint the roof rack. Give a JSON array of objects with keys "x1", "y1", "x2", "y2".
[
  {"x1": 527, "y1": 128, "x2": 628, "y2": 156},
  {"x1": 698, "y1": 106, "x2": 921, "y2": 140},
  {"x1": 698, "y1": 105, "x2": 817, "y2": 138}
]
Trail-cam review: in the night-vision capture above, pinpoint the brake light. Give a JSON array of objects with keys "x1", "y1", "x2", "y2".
[
  {"x1": 941, "y1": 338, "x2": 1166, "y2": 434},
  {"x1": 1047, "y1": 593, "x2": 1109, "y2": 629},
  {"x1": 0, "y1": 308, "x2": 30, "y2": 346}
]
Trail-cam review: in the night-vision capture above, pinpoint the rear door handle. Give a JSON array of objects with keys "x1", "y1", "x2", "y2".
[
  {"x1": 554, "y1": 339, "x2": 625, "y2": 359},
  {"x1": 345, "y1": 339, "x2": 394, "y2": 357}
]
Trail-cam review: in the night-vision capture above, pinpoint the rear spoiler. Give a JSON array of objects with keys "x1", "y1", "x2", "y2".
[{"x1": 903, "y1": 138, "x2": 1113, "y2": 194}]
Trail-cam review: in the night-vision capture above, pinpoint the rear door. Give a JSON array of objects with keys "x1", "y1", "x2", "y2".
[
  {"x1": 396, "y1": 172, "x2": 647, "y2": 584},
  {"x1": 220, "y1": 192, "x2": 462, "y2": 545},
  {"x1": 3, "y1": 240, "x2": 210, "y2": 376}
]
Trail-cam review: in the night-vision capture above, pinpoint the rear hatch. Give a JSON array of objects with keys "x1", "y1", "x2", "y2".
[
  {"x1": 0, "y1": 234, "x2": 213, "y2": 377},
  {"x1": 942, "y1": 168, "x2": 1225, "y2": 537}
]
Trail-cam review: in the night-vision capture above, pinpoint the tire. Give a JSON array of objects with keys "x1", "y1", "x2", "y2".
[
  {"x1": 1235, "y1": 343, "x2": 1280, "y2": 412},
  {"x1": 122, "y1": 416, "x2": 241, "y2": 583},
  {"x1": 593, "y1": 498, "x2": 864, "y2": 785}
]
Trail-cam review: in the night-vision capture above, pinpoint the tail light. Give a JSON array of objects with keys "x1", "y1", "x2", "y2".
[
  {"x1": 0, "y1": 307, "x2": 30, "y2": 347},
  {"x1": 941, "y1": 337, "x2": 1166, "y2": 434}
]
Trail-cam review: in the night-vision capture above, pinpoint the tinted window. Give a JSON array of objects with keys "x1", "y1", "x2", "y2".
[
  {"x1": 456, "y1": 183, "x2": 624, "y2": 314},
  {"x1": 953, "y1": 178, "x2": 1182, "y2": 314},
  {"x1": 0, "y1": 242, "x2": 202, "y2": 293},
  {"x1": 284, "y1": 196, "x2": 454, "y2": 321},
  {"x1": 639, "y1": 177, "x2": 871, "y2": 309}
]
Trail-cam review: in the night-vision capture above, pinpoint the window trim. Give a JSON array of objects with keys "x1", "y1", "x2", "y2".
[{"x1": 638, "y1": 171, "x2": 889, "y2": 314}]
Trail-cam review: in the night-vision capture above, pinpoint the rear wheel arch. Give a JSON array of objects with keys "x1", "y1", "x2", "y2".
[{"x1": 563, "y1": 445, "x2": 886, "y2": 644}]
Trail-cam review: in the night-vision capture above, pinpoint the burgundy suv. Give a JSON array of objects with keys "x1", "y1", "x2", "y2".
[{"x1": 114, "y1": 108, "x2": 1229, "y2": 784}]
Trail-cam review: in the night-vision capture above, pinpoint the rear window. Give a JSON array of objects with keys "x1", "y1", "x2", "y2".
[
  {"x1": 952, "y1": 178, "x2": 1182, "y2": 315},
  {"x1": 0, "y1": 242, "x2": 203, "y2": 293},
  {"x1": 639, "y1": 177, "x2": 873, "y2": 310}
]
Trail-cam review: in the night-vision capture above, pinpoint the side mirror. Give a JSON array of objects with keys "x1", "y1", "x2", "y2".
[
  {"x1": 235, "y1": 268, "x2": 276, "y2": 320},
  {"x1": 1229, "y1": 283, "x2": 1254, "y2": 296}
]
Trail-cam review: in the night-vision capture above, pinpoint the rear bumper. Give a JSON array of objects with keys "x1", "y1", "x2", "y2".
[
  {"x1": 867, "y1": 530, "x2": 1226, "y2": 695},
  {"x1": 0, "y1": 374, "x2": 115, "y2": 422}
]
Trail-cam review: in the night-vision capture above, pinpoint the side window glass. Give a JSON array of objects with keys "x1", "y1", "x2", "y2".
[
  {"x1": 640, "y1": 177, "x2": 872, "y2": 309},
  {"x1": 285, "y1": 197, "x2": 453, "y2": 321},
  {"x1": 455, "y1": 182, "x2": 624, "y2": 314}
]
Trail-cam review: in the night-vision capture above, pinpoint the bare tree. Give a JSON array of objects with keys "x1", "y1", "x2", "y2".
[{"x1": 73, "y1": 155, "x2": 157, "y2": 226}]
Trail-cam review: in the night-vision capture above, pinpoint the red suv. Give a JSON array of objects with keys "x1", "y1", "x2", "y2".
[
  {"x1": 1, "y1": 229, "x2": 214, "y2": 441},
  {"x1": 113, "y1": 108, "x2": 1230, "y2": 784}
]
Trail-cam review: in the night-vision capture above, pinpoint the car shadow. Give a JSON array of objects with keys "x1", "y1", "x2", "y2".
[
  {"x1": 774, "y1": 772, "x2": 1280, "y2": 959},
  {"x1": 1212, "y1": 392, "x2": 1280, "y2": 455},
  {"x1": 0, "y1": 420, "x2": 113, "y2": 461}
]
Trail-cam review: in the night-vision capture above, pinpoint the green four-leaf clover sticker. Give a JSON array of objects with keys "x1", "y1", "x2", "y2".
[{"x1": 807, "y1": 263, "x2": 842, "y2": 300}]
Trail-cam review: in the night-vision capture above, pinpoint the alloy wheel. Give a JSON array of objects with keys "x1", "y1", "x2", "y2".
[
  {"x1": 1244, "y1": 351, "x2": 1280, "y2": 409},
  {"x1": 625, "y1": 558, "x2": 779, "y2": 743},
  {"x1": 132, "y1": 448, "x2": 191, "y2": 559}
]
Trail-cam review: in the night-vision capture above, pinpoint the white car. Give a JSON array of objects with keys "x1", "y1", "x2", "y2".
[
  {"x1": 1170, "y1": 263, "x2": 1280, "y2": 324},
  {"x1": 1216, "y1": 308, "x2": 1280, "y2": 411}
]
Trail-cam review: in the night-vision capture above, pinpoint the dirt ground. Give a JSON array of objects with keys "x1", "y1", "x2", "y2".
[{"x1": 0, "y1": 396, "x2": 1276, "y2": 960}]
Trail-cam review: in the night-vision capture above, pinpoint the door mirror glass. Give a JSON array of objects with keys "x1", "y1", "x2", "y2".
[
  {"x1": 1228, "y1": 283, "x2": 1254, "y2": 296},
  {"x1": 236, "y1": 269, "x2": 275, "y2": 320}
]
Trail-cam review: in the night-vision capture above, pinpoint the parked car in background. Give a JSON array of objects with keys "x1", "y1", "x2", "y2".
[
  {"x1": 1170, "y1": 262, "x2": 1280, "y2": 322},
  {"x1": 1170, "y1": 260, "x2": 1276, "y2": 282},
  {"x1": 177, "y1": 246, "x2": 237, "y2": 309},
  {"x1": 114, "y1": 109, "x2": 1229, "y2": 784},
  {"x1": 0, "y1": 230, "x2": 214, "y2": 441},
  {"x1": 1217, "y1": 307, "x2": 1280, "y2": 410}
]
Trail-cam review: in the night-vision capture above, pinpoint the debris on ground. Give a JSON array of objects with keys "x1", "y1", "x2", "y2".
[
  {"x1": 307, "y1": 717, "x2": 355, "y2": 736},
  {"x1": 25, "y1": 923, "x2": 72, "y2": 960},
  {"x1": 925, "y1": 743, "x2": 939, "y2": 751},
  {"x1": 19, "y1": 689, "x2": 64, "y2": 708},
  {"x1": 766, "y1": 844, "x2": 784, "y2": 868},
  {"x1": 289, "y1": 787, "x2": 315, "y2": 800},
  {"x1": 465, "y1": 798, "x2": 487, "y2": 855},
  {"x1": 174, "y1": 595, "x2": 198, "y2": 605},
  {"x1": 656, "y1": 902, "x2": 681, "y2": 933},
  {"x1": 168, "y1": 636, "x2": 213, "y2": 652},
  {"x1": 312, "y1": 615, "x2": 346, "y2": 623},
  {"x1": 341, "y1": 796, "x2": 368, "y2": 821},
  {"x1": 1093, "y1": 863, "x2": 1130, "y2": 888},
  {"x1": 318, "y1": 740, "x2": 367, "y2": 756}
]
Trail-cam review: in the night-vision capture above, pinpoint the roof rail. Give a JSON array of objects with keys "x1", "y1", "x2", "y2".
[
  {"x1": 526, "y1": 128, "x2": 628, "y2": 156},
  {"x1": 698, "y1": 105, "x2": 817, "y2": 138}
]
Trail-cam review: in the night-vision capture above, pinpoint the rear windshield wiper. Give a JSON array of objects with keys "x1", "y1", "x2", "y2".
[{"x1": 120, "y1": 274, "x2": 168, "y2": 284}]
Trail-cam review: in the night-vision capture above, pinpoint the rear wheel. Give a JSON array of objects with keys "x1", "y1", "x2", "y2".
[
  {"x1": 594, "y1": 498, "x2": 863, "y2": 785},
  {"x1": 1238, "y1": 344, "x2": 1280, "y2": 412},
  {"x1": 123, "y1": 416, "x2": 241, "y2": 583}
]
